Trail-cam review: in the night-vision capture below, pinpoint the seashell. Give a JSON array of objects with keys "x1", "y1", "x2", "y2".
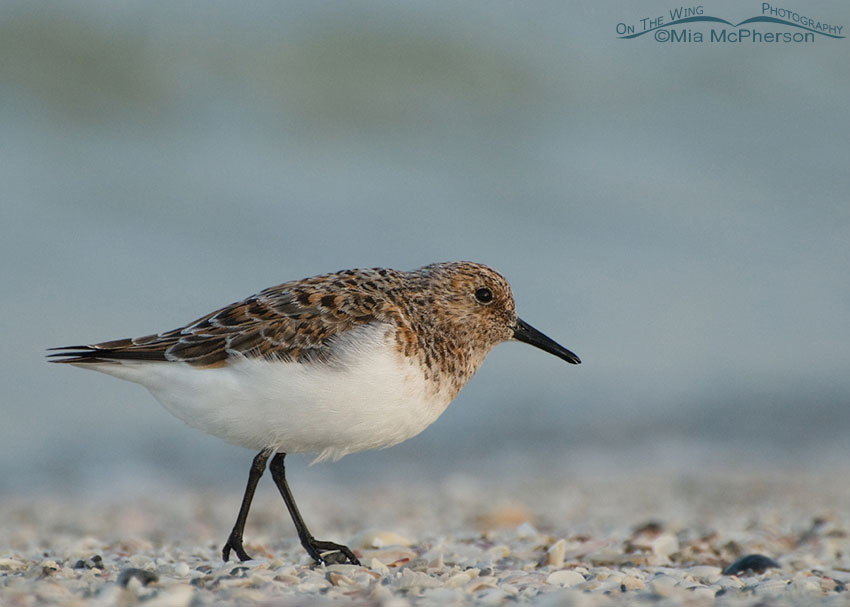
[
  {"x1": 685, "y1": 565, "x2": 722, "y2": 584},
  {"x1": 546, "y1": 539, "x2": 567, "y2": 568},
  {"x1": 546, "y1": 569, "x2": 585, "y2": 587},
  {"x1": 755, "y1": 577, "x2": 790, "y2": 596},
  {"x1": 651, "y1": 533, "x2": 679, "y2": 559},
  {"x1": 349, "y1": 529, "x2": 413, "y2": 549},
  {"x1": 443, "y1": 572, "x2": 471, "y2": 588}
]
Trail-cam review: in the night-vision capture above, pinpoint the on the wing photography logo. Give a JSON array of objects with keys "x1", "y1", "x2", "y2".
[{"x1": 616, "y1": 3, "x2": 844, "y2": 44}]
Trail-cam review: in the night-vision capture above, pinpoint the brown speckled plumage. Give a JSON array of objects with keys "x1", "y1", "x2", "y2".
[{"x1": 49, "y1": 262, "x2": 522, "y2": 397}]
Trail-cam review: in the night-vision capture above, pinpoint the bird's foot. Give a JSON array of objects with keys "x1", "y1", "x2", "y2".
[
  {"x1": 222, "y1": 532, "x2": 253, "y2": 562},
  {"x1": 304, "y1": 538, "x2": 360, "y2": 566}
]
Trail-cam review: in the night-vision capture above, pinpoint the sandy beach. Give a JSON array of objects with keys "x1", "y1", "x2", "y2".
[{"x1": 2, "y1": 465, "x2": 848, "y2": 606}]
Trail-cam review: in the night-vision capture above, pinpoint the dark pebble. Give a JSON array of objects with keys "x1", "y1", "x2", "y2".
[
  {"x1": 722, "y1": 554, "x2": 780, "y2": 576},
  {"x1": 230, "y1": 566, "x2": 250, "y2": 577},
  {"x1": 73, "y1": 556, "x2": 105, "y2": 570},
  {"x1": 117, "y1": 568, "x2": 159, "y2": 587},
  {"x1": 632, "y1": 521, "x2": 664, "y2": 535},
  {"x1": 191, "y1": 575, "x2": 214, "y2": 589}
]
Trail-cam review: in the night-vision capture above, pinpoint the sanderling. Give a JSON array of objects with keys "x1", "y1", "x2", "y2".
[{"x1": 49, "y1": 261, "x2": 580, "y2": 565}]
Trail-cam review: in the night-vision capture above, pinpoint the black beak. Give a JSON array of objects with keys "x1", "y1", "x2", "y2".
[{"x1": 513, "y1": 318, "x2": 581, "y2": 365}]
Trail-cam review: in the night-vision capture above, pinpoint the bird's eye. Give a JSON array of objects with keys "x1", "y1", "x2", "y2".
[{"x1": 474, "y1": 287, "x2": 494, "y2": 304}]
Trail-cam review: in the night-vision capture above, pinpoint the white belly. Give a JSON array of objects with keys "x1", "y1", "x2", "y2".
[{"x1": 81, "y1": 324, "x2": 454, "y2": 462}]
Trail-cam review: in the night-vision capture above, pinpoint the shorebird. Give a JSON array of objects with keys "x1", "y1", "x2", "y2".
[{"x1": 49, "y1": 261, "x2": 580, "y2": 565}]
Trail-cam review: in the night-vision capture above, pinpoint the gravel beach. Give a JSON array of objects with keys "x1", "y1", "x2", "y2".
[{"x1": 2, "y1": 465, "x2": 848, "y2": 606}]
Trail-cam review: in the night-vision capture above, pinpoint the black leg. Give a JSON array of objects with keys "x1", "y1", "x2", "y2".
[
  {"x1": 269, "y1": 453, "x2": 360, "y2": 566},
  {"x1": 222, "y1": 451, "x2": 270, "y2": 562}
]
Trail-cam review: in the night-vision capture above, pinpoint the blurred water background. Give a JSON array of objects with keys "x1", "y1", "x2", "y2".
[{"x1": 2, "y1": 1, "x2": 848, "y2": 496}]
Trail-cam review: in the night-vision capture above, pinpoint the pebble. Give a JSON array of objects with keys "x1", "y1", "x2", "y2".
[
  {"x1": 689, "y1": 585, "x2": 716, "y2": 600},
  {"x1": 546, "y1": 539, "x2": 567, "y2": 568},
  {"x1": 649, "y1": 574, "x2": 682, "y2": 596},
  {"x1": 1, "y1": 470, "x2": 847, "y2": 606},
  {"x1": 723, "y1": 553, "x2": 781, "y2": 575},
  {"x1": 514, "y1": 522, "x2": 539, "y2": 538},
  {"x1": 368, "y1": 557, "x2": 390, "y2": 576},
  {"x1": 0, "y1": 557, "x2": 28, "y2": 572},
  {"x1": 117, "y1": 567, "x2": 159, "y2": 587},
  {"x1": 142, "y1": 585, "x2": 194, "y2": 607},
  {"x1": 620, "y1": 575, "x2": 645, "y2": 591},
  {"x1": 350, "y1": 529, "x2": 413, "y2": 548},
  {"x1": 651, "y1": 533, "x2": 679, "y2": 561},
  {"x1": 757, "y1": 577, "x2": 791, "y2": 596},
  {"x1": 443, "y1": 572, "x2": 471, "y2": 588},
  {"x1": 685, "y1": 565, "x2": 722, "y2": 583},
  {"x1": 546, "y1": 569, "x2": 585, "y2": 587}
]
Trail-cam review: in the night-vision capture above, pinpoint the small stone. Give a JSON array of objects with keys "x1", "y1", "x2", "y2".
[
  {"x1": 501, "y1": 583, "x2": 519, "y2": 596},
  {"x1": 427, "y1": 552, "x2": 444, "y2": 570},
  {"x1": 129, "y1": 555, "x2": 154, "y2": 569},
  {"x1": 789, "y1": 575, "x2": 821, "y2": 595},
  {"x1": 756, "y1": 577, "x2": 790, "y2": 596},
  {"x1": 39, "y1": 560, "x2": 60, "y2": 576},
  {"x1": 632, "y1": 521, "x2": 664, "y2": 536},
  {"x1": 362, "y1": 548, "x2": 416, "y2": 567},
  {"x1": 717, "y1": 576, "x2": 745, "y2": 590},
  {"x1": 327, "y1": 571, "x2": 354, "y2": 586},
  {"x1": 368, "y1": 557, "x2": 389, "y2": 576},
  {"x1": 689, "y1": 585, "x2": 716, "y2": 600},
  {"x1": 651, "y1": 533, "x2": 679, "y2": 560},
  {"x1": 723, "y1": 554, "x2": 781, "y2": 576},
  {"x1": 273, "y1": 572, "x2": 300, "y2": 584},
  {"x1": 443, "y1": 572, "x2": 471, "y2": 588},
  {"x1": 515, "y1": 522, "x2": 539, "y2": 538},
  {"x1": 117, "y1": 568, "x2": 159, "y2": 588},
  {"x1": 686, "y1": 565, "x2": 722, "y2": 584},
  {"x1": 174, "y1": 562, "x2": 190, "y2": 577},
  {"x1": 467, "y1": 575, "x2": 498, "y2": 592},
  {"x1": 546, "y1": 569, "x2": 585, "y2": 587},
  {"x1": 621, "y1": 575, "x2": 645, "y2": 590},
  {"x1": 252, "y1": 569, "x2": 276, "y2": 585},
  {"x1": 650, "y1": 574, "x2": 682, "y2": 596},
  {"x1": 546, "y1": 539, "x2": 566, "y2": 568},
  {"x1": 587, "y1": 548, "x2": 643, "y2": 566},
  {"x1": 296, "y1": 579, "x2": 331, "y2": 592},
  {"x1": 142, "y1": 585, "x2": 194, "y2": 607},
  {"x1": 396, "y1": 568, "x2": 441, "y2": 590},
  {"x1": 477, "y1": 588, "x2": 508, "y2": 606},
  {"x1": 350, "y1": 530, "x2": 413, "y2": 549},
  {"x1": 229, "y1": 566, "x2": 250, "y2": 578}
]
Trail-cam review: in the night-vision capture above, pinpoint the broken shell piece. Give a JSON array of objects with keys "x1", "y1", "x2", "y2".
[{"x1": 349, "y1": 530, "x2": 413, "y2": 549}]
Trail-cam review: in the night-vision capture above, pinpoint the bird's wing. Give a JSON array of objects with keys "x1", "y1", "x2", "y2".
[{"x1": 48, "y1": 273, "x2": 394, "y2": 367}]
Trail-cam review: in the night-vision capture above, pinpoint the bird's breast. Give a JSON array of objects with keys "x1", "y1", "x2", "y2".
[{"x1": 94, "y1": 322, "x2": 458, "y2": 461}]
